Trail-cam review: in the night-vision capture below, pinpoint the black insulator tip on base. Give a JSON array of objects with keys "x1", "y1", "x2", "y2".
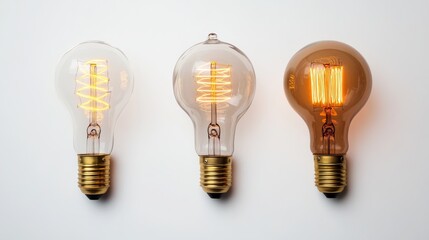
[
  {"x1": 207, "y1": 193, "x2": 223, "y2": 199},
  {"x1": 324, "y1": 193, "x2": 339, "y2": 198},
  {"x1": 86, "y1": 194, "x2": 102, "y2": 200}
]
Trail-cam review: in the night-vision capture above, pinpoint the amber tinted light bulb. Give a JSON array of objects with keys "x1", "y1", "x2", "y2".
[{"x1": 284, "y1": 41, "x2": 372, "y2": 198}]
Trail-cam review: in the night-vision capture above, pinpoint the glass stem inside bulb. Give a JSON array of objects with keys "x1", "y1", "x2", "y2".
[
  {"x1": 86, "y1": 63, "x2": 101, "y2": 154},
  {"x1": 195, "y1": 60, "x2": 232, "y2": 156},
  {"x1": 322, "y1": 107, "x2": 335, "y2": 154},
  {"x1": 208, "y1": 61, "x2": 221, "y2": 156},
  {"x1": 311, "y1": 63, "x2": 344, "y2": 155}
]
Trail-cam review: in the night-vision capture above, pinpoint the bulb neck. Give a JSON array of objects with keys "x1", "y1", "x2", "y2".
[
  {"x1": 78, "y1": 154, "x2": 111, "y2": 200},
  {"x1": 313, "y1": 154, "x2": 347, "y2": 198},
  {"x1": 199, "y1": 156, "x2": 232, "y2": 199}
]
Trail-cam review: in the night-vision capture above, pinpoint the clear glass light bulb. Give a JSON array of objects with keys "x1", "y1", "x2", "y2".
[
  {"x1": 56, "y1": 41, "x2": 133, "y2": 200},
  {"x1": 284, "y1": 41, "x2": 372, "y2": 198},
  {"x1": 173, "y1": 33, "x2": 256, "y2": 198}
]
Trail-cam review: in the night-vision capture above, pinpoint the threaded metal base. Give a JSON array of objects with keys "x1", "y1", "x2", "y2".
[
  {"x1": 199, "y1": 156, "x2": 232, "y2": 197},
  {"x1": 78, "y1": 154, "x2": 111, "y2": 199},
  {"x1": 314, "y1": 155, "x2": 347, "y2": 197}
]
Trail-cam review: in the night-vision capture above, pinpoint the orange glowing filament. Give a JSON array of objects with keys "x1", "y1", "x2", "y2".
[
  {"x1": 310, "y1": 63, "x2": 343, "y2": 107},
  {"x1": 195, "y1": 61, "x2": 232, "y2": 103},
  {"x1": 75, "y1": 60, "x2": 110, "y2": 120}
]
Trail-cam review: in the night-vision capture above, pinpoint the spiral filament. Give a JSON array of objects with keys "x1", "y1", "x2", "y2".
[
  {"x1": 310, "y1": 63, "x2": 343, "y2": 107},
  {"x1": 195, "y1": 61, "x2": 232, "y2": 104},
  {"x1": 75, "y1": 60, "x2": 111, "y2": 120}
]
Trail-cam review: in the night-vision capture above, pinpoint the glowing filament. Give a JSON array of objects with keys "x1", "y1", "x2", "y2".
[
  {"x1": 75, "y1": 60, "x2": 110, "y2": 119},
  {"x1": 195, "y1": 61, "x2": 232, "y2": 103},
  {"x1": 310, "y1": 64, "x2": 343, "y2": 107}
]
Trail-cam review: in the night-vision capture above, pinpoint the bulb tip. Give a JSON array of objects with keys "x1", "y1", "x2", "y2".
[
  {"x1": 207, "y1": 193, "x2": 223, "y2": 199},
  {"x1": 86, "y1": 194, "x2": 103, "y2": 200},
  {"x1": 208, "y1": 33, "x2": 218, "y2": 40},
  {"x1": 323, "y1": 193, "x2": 339, "y2": 198},
  {"x1": 206, "y1": 33, "x2": 220, "y2": 44}
]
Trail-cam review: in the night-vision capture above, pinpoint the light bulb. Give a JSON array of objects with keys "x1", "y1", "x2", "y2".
[
  {"x1": 56, "y1": 41, "x2": 133, "y2": 200},
  {"x1": 284, "y1": 41, "x2": 372, "y2": 198},
  {"x1": 173, "y1": 33, "x2": 256, "y2": 199}
]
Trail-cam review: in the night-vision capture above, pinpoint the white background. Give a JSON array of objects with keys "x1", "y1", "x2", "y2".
[{"x1": 1, "y1": 0, "x2": 428, "y2": 239}]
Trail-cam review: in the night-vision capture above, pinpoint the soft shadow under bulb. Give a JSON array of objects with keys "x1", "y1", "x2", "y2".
[
  {"x1": 284, "y1": 41, "x2": 372, "y2": 198},
  {"x1": 56, "y1": 41, "x2": 133, "y2": 200},
  {"x1": 173, "y1": 33, "x2": 256, "y2": 199}
]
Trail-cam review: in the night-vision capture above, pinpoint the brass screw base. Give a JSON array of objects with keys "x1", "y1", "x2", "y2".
[
  {"x1": 314, "y1": 155, "x2": 347, "y2": 197},
  {"x1": 199, "y1": 156, "x2": 232, "y2": 198},
  {"x1": 78, "y1": 154, "x2": 111, "y2": 200}
]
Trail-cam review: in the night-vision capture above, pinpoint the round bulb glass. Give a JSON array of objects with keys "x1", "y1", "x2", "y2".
[
  {"x1": 284, "y1": 41, "x2": 372, "y2": 197},
  {"x1": 173, "y1": 33, "x2": 255, "y2": 198}
]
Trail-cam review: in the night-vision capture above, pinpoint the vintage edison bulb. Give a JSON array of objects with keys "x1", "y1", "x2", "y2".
[
  {"x1": 56, "y1": 41, "x2": 133, "y2": 200},
  {"x1": 173, "y1": 33, "x2": 256, "y2": 198},
  {"x1": 284, "y1": 41, "x2": 372, "y2": 198}
]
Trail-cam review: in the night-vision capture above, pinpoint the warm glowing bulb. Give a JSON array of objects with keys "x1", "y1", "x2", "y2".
[
  {"x1": 173, "y1": 33, "x2": 256, "y2": 198},
  {"x1": 56, "y1": 41, "x2": 133, "y2": 200},
  {"x1": 284, "y1": 41, "x2": 372, "y2": 198},
  {"x1": 310, "y1": 64, "x2": 343, "y2": 107}
]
